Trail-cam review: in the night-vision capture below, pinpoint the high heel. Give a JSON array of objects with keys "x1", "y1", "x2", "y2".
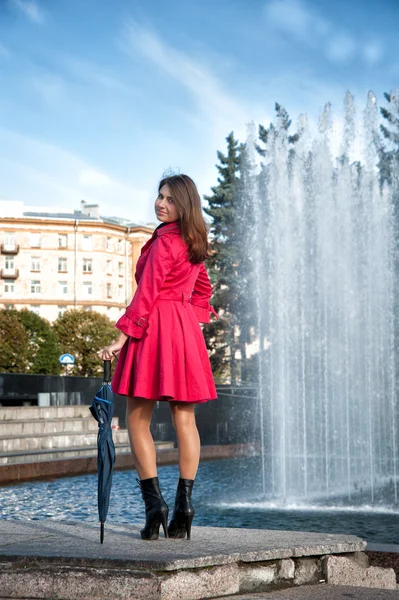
[
  {"x1": 168, "y1": 478, "x2": 195, "y2": 540},
  {"x1": 136, "y1": 476, "x2": 169, "y2": 540}
]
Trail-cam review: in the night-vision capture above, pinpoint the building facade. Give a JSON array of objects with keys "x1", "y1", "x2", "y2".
[{"x1": 0, "y1": 201, "x2": 155, "y2": 323}]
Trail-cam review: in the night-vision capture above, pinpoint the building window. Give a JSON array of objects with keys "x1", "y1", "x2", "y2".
[
  {"x1": 58, "y1": 305, "x2": 66, "y2": 317},
  {"x1": 31, "y1": 280, "x2": 41, "y2": 294},
  {"x1": 4, "y1": 234, "x2": 15, "y2": 251},
  {"x1": 83, "y1": 258, "x2": 93, "y2": 273},
  {"x1": 118, "y1": 239, "x2": 123, "y2": 253},
  {"x1": 30, "y1": 233, "x2": 41, "y2": 248},
  {"x1": 58, "y1": 257, "x2": 68, "y2": 272},
  {"x1": 106, "y1": 237, "x2": 113, "y2": 251},
  {"x1": 4, "y1": 256, "x2": 14, "y2": 271},
  {"x1": 107, "y1": 260, "x2": 112, "y2": 275},
  {"x1": 118, "y1": 284, "x2": 123, "y2": 299},
  {"x1": 82, "y1": 235, "x2": 92, "y2": 251},
  {"x1": 58, "y1": 234, "x2": 68, "y2": 248},
  {"x1": 5, "y1": 304, "x2": 15, "y2": 310},
  {"x1": 83, "y1": 282, "x2": 92, "y2": 296},
  {"x1": 4, "y1": 279, "x2": 14, "y2": 293},
  {"x1": 31, "y1": 256, "x2": 41, "y2": 272},
  {"x1": 84, "y1": 305, "x2": 92, "y2": 311},
  {"x1": 58, "y1": 281, "x2": 68, "y2": 295},
  {"x1": 107, "y1": 283, "x2": 112, "y2": 298},
  {"x1": 118, "y1": 261, "x2": 123, "y2": 276},
  {"x1": 30, "y1": 306, "x2": 40, "y2": 316}
]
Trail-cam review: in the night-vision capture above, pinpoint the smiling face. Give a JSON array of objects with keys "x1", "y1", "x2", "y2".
[{"x1": 155, "y1": 183, "x2": 180, "y2": 223}]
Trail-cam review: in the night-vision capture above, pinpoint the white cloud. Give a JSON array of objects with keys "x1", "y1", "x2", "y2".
[
  {"x1": 30, "y1": 75, "x2": 65, "y2": 106},
  {"x1": 265, "y1": 0, "x2": 330, "y2": 42},
  {"x1": 59, "y1": 55, "x2": 136, "y2": 94},
  {"x1": 79, "y1": 169, "x2": 111, "y2": 186},
  {"x1": 325, "y1": 34, "x2": 356, "y2": 63},
  {"x1": 264, "y1": 0, "x2": 383, "y2": 67},
  {"x1": 0, "y1": 130, "x2": 152, "y2": 223},
  {"x1": 0, "y1": 44, "x2": 11, "y2": 58},
  {"x1": 362, "y1": 41, "x2": 384, "y2": 66},
  {"x1": 10, "y1": 0, "x2": 44, "y2": 24},
  {"x1": 122, "y1": 22, "x2": 254, "y2": 141}
]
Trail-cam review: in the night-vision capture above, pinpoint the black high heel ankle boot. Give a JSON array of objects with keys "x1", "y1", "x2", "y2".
[
  {"x1": 136, "y1": 476, "x2": 169, "y2": 540},
  {"x1": 167, "y1": 478, "x2": 195, "y2": 540}
]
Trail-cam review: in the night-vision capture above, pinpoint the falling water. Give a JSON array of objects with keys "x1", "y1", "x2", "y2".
[{"x1": 248, "y1": 92, "x2": 398, "y2": 506}]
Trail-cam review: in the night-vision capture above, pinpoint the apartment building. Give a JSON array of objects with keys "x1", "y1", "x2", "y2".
[{"x1": 0, "y1": 200, "x2": 155, "y2": 322}]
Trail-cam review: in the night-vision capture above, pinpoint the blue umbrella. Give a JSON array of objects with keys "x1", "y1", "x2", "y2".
[{"x1": 89, "y1": 360, "x2": 116, "y2": 544}]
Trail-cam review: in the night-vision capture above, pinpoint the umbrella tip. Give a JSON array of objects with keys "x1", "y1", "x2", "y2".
[{"x1": 100, "y1": 522, "x2": 104, "y2": 544}]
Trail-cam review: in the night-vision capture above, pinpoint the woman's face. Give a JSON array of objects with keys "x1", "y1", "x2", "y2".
[{"x1": 155, "y1": 184, "x2": 180, "y2": 223}]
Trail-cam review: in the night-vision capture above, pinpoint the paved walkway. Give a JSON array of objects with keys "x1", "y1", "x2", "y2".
[{"x1": 212, "y1": 585, "x2": 399, "y2": 599}]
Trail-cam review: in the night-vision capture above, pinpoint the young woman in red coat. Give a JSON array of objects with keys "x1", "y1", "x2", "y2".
[{"x1": 98, "y1": 174, "x2": 218, "y2": 541}]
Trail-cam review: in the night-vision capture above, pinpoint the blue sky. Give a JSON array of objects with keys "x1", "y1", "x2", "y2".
[{"x1": 0, "y1": 0, "x2": 398, "y2": 224}]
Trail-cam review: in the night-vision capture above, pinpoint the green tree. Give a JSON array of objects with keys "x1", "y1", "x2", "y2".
[
  {"x1": 14, "y1": 309, "x2": 61, "y2": 374},
  {"x1": 203, "y1": 132, "x2": 241, "y2": 381},
  {"x1": 233, "y1": 139, "x2": 259, "y2": 382},
  {"x1": 53, "y1": 309, "x2": 117, "y2": 376},
  {"x1": 378, "y1": 91, "x2": 399, "y2": 207},
  {"x1": 0, "y1": 310, "x2": 29, "y2": 373}
]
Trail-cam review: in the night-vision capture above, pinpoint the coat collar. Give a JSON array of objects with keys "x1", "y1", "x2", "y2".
[{"x1": 155, "y1": 220, "x2": 181, "y2": 237}]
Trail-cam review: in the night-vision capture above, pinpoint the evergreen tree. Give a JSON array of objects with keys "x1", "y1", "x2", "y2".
[
  {"x1": 14, "y1": 309, "x2": 61, "y2": 374},
  {"x1": 53, "y1": 309, "x2": 116, "y2": 377},
  {"x1": 233, "y1": 139, "x2": 259, "y2": 382},
  {"x1": 256, "y1": 102, "x2": 301, "y2": 159},
  {"x1": 378, "y1": 91, "x2": 399, "y2": 197},
  {"x1": 203, "y1": 132, "x2": 241, "y2": 381},
  {"x1": 0, "y1": 310, "x2": 29, "y2": 373}
]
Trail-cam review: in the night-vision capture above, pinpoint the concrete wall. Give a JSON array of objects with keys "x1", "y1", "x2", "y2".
[{"x1": 0, "y1": 373, "x2": 258, "y2": 447}]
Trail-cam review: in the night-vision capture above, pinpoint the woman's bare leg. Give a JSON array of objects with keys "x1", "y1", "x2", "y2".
[
  {"x1": 169, "y1": 401, "x2": 200, "y2": 479},
  {"x1": 126, "y1": 397, "x2": 157, "y2": 480}
]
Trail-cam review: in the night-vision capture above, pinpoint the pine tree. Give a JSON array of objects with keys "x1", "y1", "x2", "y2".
[
  {"x1": 378, "y1": 91, "x2": 399, "y2": 196},
  {"x1": 256, "y1": 102, "x2": 301, "y2": 162},
  {"x1": 233, "y1": 138, "x2": 259, "y2": 382},
  {"x1": 203, "y1": 132, "x2": 241, "y2": 381}
]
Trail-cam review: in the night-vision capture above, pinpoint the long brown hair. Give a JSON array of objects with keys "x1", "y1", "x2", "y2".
[{"x1": 158, "y1": 174, "x2": 211, "y2": 263}]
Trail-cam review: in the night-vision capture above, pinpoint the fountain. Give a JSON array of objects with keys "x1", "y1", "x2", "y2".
[{"x1": 246, "y1": 92, "x2": 398, "y2": 507}]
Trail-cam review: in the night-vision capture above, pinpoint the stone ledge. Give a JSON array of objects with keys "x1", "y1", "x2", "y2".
[
  {"x1": 0, "y1": 521, "x2": 366, "y2": 571},
  {"x1": 2, "y1": 554, "x2": 396, "y2": 600},
  {"x1": 323, "y1": 555, "x2": 397, "y2": 590},
  {"x1": 0, "y1": 520, "x2": 386, "y2": 600}
]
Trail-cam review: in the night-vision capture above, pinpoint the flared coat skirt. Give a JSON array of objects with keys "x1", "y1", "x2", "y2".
[{"x1": 111, "y1": 297, "x2": 217, "y2": 403}]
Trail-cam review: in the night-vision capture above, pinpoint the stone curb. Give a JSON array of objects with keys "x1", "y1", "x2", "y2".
[{"x1": 1, "y1": 552, "x2": 396, "y2": 600}]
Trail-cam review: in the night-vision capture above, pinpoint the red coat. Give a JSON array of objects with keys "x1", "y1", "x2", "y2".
[{"x1": 111, "y1": 220, "x2": 218, "y2": 403}]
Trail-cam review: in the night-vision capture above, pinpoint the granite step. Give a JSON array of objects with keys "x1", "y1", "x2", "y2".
[
  {"x1": 0, "y1": 440, "x2": 175, "y2": 465},
  {"x1": 0, "y1": 429, "x2": 130, "y2": 453},
  {"x1": 0, "y1": 405, "x2": 92, "y2": 421},
  {"x1": 0, "y1": 416, "x2": 116, "y2": 436}
]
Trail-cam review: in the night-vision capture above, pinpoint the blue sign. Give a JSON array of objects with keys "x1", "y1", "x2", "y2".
[{"x1": 59, "y1": 353, "x2": 75, "y2": 365}]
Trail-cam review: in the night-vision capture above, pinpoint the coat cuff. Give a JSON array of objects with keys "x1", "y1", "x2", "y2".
[
  {"x1": 115, "y1": 312, "x2": 149, "y2": 339},
  {"x1": 190, "y1": 298, "x2": 218, "y2": 323}
]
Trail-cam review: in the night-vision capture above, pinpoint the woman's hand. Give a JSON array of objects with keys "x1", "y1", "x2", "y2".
[{"x1": 97, "y1": 332, "x2": 128, "y2": 361}]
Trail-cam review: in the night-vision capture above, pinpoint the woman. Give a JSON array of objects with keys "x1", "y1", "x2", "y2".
[{"x1": 97, "y1": 174, "x2": 218, "y2": 542}]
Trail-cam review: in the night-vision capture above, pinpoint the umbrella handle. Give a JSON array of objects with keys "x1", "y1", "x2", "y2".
[
  {"x1": 101, "y1": 522, "x2": 104, "y2": 544},
  {"x1": 103, "y1": 360, "x2": 112, "y2": 383}
]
